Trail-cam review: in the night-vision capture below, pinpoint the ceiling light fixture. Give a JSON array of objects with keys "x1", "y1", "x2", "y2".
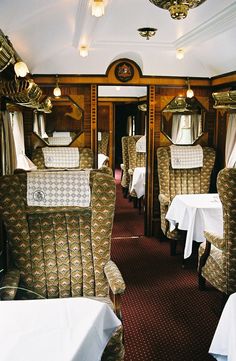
[
  {"x1": 186, "y1": 78, "x2": 194, "y2": 98},
  {"x1": 176, "y1": 48, "x2": 184, "y2": 60},
  {"x1": 91, "y1": 0, "x2": 105, "y2": 17},
  {"x1": 138, "y1": 27, "x2": 157, "y2": 40},
  {"x1": 53, "y1": 75, "x2": 61, "y2": 97},
  {"x1": 148, "y1": 0, "x2": 207, "y2": 20},
  {"x1": 79, "y1": 46, "x2": 89, "y2": 57}
]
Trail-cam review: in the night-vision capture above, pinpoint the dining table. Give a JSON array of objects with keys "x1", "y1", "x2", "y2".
[
  {"x1": 165, "y1": 193, "x2": 223, "y2": 259},
  {"x1": 130, "y1": 166, "x2": 146, "y2": 199},
  {"x1": 0, "y1": 297, "x2": 121, "y2": 361},
  {"x1": 209, "y1": 292, "x2": 236, "y2": 361}
]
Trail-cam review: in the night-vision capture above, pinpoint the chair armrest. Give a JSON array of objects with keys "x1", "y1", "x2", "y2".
[
  {"x1": 158, "y1": 194, "x2": 170, "y2": 206},
  {"x1": 204, "y1": 231, "x2": 225, "y2": 250},
  {"x1": 104, "y1": 260, "x2": 126, "y2": 319},
  {"x1": 0, "y1": 268, "x2": 20, "y2": 300},
  {"x1": 104, "y1": 260, "x2": 126, "y2": 295}
]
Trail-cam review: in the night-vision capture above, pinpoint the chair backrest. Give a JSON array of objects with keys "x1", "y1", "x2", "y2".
[
  {"x1": 0, "y1": 170, "x2": 115, "y2": 299},
  {"x1": 217, "y1": 168, "x2": 236, "y2": 293},
  {"x1": 98, "y1": 132, "x2": 109, "y2": 156},
  {"x1": 157, "y1": 146, "x2": 216, "y2": 201},
  {"x1": 31, "y1": 147, "x2": 94, "y2": 169},
  {"x1": 121, "y1": 136, "x2": 129, "y2": 188},
  {"x1": 127, "y1": 135, "x2": 146, "y2": 171}
]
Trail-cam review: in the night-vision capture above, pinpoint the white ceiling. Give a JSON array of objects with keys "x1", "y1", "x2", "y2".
[{"x1": 0, "y1": 0, "x2": 236, "y2": 78}]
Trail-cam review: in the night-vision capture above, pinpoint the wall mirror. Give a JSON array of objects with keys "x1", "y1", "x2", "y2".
[
  {"x1": 161, "y1": 96, "x2": 205, "y2": 145},
  {"x1": 33, "y1": 95, "x2": 84, "y2": 146}
]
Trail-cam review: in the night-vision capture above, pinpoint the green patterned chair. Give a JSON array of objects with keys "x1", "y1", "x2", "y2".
[
  {"x1": 120, "y1": 136, "x2": 130, "y2": 197},
  {"x1": 98, "y1": 131, "x2": 109, "y2": 156},
  {"x1": 198, "y1": 168, "x2": 236, "y2": 301},
  {"x1": 0, "y1": 170, "x2": 125, "y2": 361},
  {"x1": 157, "y1": 146, "x2": 216, "y2": 256},
  {"x1": 31, "y1": 146, "x2": 94, "y2": 169},
  {"x1": 127, "y1": 135, "x2": 146, "y2": 198}
]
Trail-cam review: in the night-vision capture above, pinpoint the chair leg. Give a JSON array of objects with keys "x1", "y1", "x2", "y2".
[{"x1": 170, "y1": 239, "x2": 177, "y2": 256}]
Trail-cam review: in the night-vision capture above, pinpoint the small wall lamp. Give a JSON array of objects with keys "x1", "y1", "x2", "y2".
[
  {"x1": 53, "y1": 75, "x2": 61, "y2": 97},
  {"x1": 186, "y1": 78, "x2": 194, "y2": 98}
]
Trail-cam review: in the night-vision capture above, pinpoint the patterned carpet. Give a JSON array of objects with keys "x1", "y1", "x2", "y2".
[{"x1": 111, "y1": 170, "x2": 221, "y2": 361}]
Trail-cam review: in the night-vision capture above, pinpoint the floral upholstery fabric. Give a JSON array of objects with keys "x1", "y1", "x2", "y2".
[
  {"x1": 198, "y1": 168, "x2": 236, "y2": 295},
  {"x1": 0, "y1": 170, "x2": 125, "y2": 360},
  {"x1": 121, "y1": 136, "x2": 130, "y2": 189},
  {"x1": 157, "y1": 146, "x2": 216, "y2": 240},
  {"x1": 31, "y1": 147, "x2": 94, "y2": 169},
  {"x1": 98, "y1": 132, "x2": 109, "y2": 156},
  {"x1": 127, "y1": 135, "x2": 146, "y2": 197}
]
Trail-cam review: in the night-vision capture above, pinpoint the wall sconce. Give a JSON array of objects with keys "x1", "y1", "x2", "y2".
[
  {"x1": 176, "y1": 48, "x2": 184, "y2": 60},
  {"x1": 186, "y1": 78, "x2": 194, "y2": 98},
  {"x1": 0, "y1": 29, "x2": 29, "y2": 77},
  {"x1": 14, "y1": 59, "x2": 29, "y2": 77},
  {"x1": 79, "y1": 46, "x2": 88, "y2": 57},
  {"x1": 91, "y1": 0, "x2": 105, "y2": 17},
  {"x1": 53, "y1": 75, "x2": 61, "y2": 97}
]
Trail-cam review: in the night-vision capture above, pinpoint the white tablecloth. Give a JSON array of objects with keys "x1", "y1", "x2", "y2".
[
  {"x1": 0, "y1": 297, "x2": 121, "y2": 361},
  {"x1": 130, "y1": 167, "x2": 146, "y2": 198},
  {"x1": 209, "y1": 292, "x2": 236, "y2": 361},
  {"x1": 165, "y1": 193, "x2": 223, "y2": 259}
]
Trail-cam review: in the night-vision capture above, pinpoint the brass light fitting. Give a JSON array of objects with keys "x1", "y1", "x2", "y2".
[
  {"x1": 148, "y1": 0, "x2": 207, "y2": 20},
  {"x1": 138, "y1": 27, "x2": 157, "y2": 40}
]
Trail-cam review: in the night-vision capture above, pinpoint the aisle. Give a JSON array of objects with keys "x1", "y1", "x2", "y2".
[{"x1": 111, "y1": 169, "x2": 221, "y2": 361}]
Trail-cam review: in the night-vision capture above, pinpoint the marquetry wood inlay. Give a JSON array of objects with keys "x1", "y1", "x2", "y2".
[{"x1": 91, "y1": 85, "x2": 97, "y2": 161}]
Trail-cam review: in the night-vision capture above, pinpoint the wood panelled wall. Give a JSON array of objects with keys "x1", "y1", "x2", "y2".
[{"x1": 23, "y1": 85, "x2": 92, "y2": 157}]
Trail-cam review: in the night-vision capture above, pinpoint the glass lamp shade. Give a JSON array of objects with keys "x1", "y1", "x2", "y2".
[
  {"x1": 92, "y1": 0, "x2": 105, "y2": 17},
  {"x1": 14, "y1": 61, "x2": 29, "y2": 77},
  {"x1": 53, "y1": 86, "x2": 61, "y2": 97},
  {"x1": 176, "y1": 49, "x2": 184, "y2": 60},
  {"x1": 186, "y1": 88, "x2": 194, "y2": 98},
  {"x1": 80, "y1": 46, "x2": 88, "y2": 57}
]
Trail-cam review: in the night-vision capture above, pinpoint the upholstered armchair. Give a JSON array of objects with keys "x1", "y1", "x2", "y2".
[
  {"x1": 157, "y1": 146, "x2": 216, "y2": 255},
  {"x1": 120, "y1": 136, "x2": 130, "y2": 197},
  {"x1": 98, "y1": 131, "x2": 109, "y2": 156},
  {"x1": 0, "y1": 170, "x2": 125, "y2": 360},
  {"x1": 198, "y1": 168, "x2": 236, "y2": 301},
  {"x1": 31, "y1": 146, "x2": 94, "y2": 169},
  {"x1": 127, "y1": 135, "x2": 146, "y2": 198}
]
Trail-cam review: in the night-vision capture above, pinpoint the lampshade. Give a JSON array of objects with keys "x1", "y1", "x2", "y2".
[
  {"x1": 91, "y1": 0, "x2": 105, "y2": 17},
  {"x1": 80, "y1": 46, "x2": 88, "y2": 57},
  {"x1": 148, "y1": 0, "x2": 207, "y2": 20},
  {"x1": 14, "y1": 61, "x2": 29, "y2": 77},
  {"x1": 53, "y1": 75, "x2": 61, "y2": 97}
]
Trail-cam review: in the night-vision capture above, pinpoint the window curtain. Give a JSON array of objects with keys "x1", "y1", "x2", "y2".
[
  {"x1": 225, "y1": 113, "x2": 236, "y2": 168},
  {"x1": 172, "y1": 114, "x2": 193, "y2": 144},
  {"x1": 0, "y1": 111, "x2": 17, "y2": 175},
  {"x1": 11, "y1": 111, "x2": 37, "y2": 171}
]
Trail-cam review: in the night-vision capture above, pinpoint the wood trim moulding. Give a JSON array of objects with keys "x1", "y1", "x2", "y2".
[
  {"x1": 211, "y1": 71, "x2": 236, "y2": 87},
  {"x1": 32, "y1": 74, "x2": 211, "y2": 87}
]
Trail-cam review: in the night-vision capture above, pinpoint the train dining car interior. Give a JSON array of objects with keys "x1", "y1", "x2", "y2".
[{"x1": 0, "y1": 1, "x2": 236, "y2": 360}]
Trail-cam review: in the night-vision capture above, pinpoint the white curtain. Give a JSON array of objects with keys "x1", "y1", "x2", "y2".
[
  {"x1": 172, "y1": 114, "x2": 193, "y2": 144},
  {"x1": 11, "y1": 111, "x2": 37, "y2": 171},
  {"x1": 0, "y1": 111, "x2": 17, "y2": 175},
  {"x1": 225, "y1": 113, "x2": 236, "y2": 168}
]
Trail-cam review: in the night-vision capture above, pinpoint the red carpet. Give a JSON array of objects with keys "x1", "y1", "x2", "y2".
[{"x1": 111, "y1": 169, "x2": 221, "y2": 361}]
